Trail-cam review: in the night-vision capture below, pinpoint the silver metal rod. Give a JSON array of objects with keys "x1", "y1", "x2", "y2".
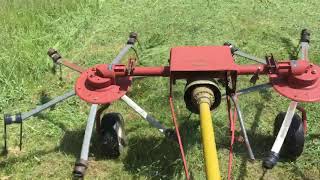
[
  {"x1": 80, "y1": 104, "x2": 98, "y2": 161},
  {"x1": 231, "y1": 95, "x2": 255, "y2": 160},
  {"x1": 301, "y1": 42, "x2": 309, "y2": 61},
  {"x1": 234, "y1": 50, "x2": 266, "y2": 64},
  {"x1": 111, "y1": 44, "x2": 133, "y2": 65},
  {"x1": 222, "y1": 83, "x2": 272, "y2": 99},
  {"x1": 300, "y1": 29, "x2": 310, "y2": 61},
  {"x1": 20, "y1": 90, "x2": 76, "y2": 120},
  {"x1": 121, "y1": 95, "x2": 166, "y2": 132},
  {"x1": 271, "y1": 101, "x2": 298, "y2": 153}
]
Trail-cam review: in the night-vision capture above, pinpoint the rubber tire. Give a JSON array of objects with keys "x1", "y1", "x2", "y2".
[
  {"x1": 100, "y1": 113, "x2": 125, "y2": 158},
  {"x1": 273, "y1": 112, "x2": 305, "y2": 160}
]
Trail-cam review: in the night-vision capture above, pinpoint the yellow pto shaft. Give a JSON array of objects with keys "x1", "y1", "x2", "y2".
[
  {"x1": 199, "y1": 101, "x2": 221, "y2": 180},
  {"x1": 192, "y1": 86, "x2": 221, "y2": 180}
]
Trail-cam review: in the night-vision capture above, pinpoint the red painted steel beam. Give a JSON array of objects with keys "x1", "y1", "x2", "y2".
[
  {"x1": 95, "y1": 64, "x2": 170, "y2": 78},
  {"x1": 120, "y1": 66, "x2": 170, "y2": 77},
  {"x1": 236, "y1": 64, "x2": 269, "y2": 75},
  {"x1": 59, "y1": 59, "x2": 86, "y2": 73}
]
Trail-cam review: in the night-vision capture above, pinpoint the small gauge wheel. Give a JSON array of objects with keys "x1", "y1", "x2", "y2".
[
  {"x1": 273, "y1": 112, "x2": 305, "y2": 160},
  {"x1": 100, "y1": 113, "x2": 126, "y2": 158}
]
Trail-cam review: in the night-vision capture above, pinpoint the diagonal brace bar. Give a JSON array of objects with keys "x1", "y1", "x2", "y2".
[{"x1": 230, "y1": 95, "x2": 255, "y2": 160}]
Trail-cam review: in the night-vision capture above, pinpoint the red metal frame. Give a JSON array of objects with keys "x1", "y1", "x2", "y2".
[
  {"x1": 74, "y1": 46, "x2": 320, "y2": 105},
  {"x1": 225, "y1": 71, "x2": 238, "y2": 180},
  {"x1": 226, "y1": 95, "x2": 238, "y2": 180},
  {"x1": 169, "y1": 77, "x2": 190, "y2": 179},
  {"x1": 59, "y1": 59, "x2": 86, "y2": 73},
  {"x1": 71, "y1": 45, "x2": 320, "y2": 179}
]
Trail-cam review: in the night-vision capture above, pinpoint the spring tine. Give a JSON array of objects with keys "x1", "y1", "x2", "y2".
[
  {"x1": 19, "y1": 121, "x2": 22, "y2": 151},
  {"x1": 3, "y1": 119, "x2": 7, "y2": 154}
]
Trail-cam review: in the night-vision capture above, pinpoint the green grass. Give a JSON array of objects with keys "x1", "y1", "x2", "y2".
[{"x1": 1, "y1": 0, "x2": 320, "y2": 179}]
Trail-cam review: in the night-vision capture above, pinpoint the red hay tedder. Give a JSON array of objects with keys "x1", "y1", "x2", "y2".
[{"x1": 4, "y1": 29, "x2": 318, "y2": 179}]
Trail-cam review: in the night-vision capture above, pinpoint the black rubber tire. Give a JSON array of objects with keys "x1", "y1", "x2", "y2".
[
  {"x1": 273, "y1": 112, "x2": 305, "y2": 160},
  {"x1": 100, "y1": 113, "x2": 125, "y2": 158}
]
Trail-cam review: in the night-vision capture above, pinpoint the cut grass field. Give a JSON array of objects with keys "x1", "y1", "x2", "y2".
[{"x1": 1, "y1": 0, "x2": 320, "y2": 179}]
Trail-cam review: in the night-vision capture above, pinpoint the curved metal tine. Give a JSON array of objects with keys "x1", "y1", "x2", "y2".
[
  {"x1": 230, "y1": 95, "x2": 255, "y2": 160},
  {"x1": 131, "y1": 46, "x2": 140, "y2": 61},
  {"x1": 3, "y1": 120, "x2": 8, "y2": 154},
  {"x1": 222, "y1": 83, "x2": 272, "y2": 99},
  {"x1": 120, "y1": 95, "x2": 167, "y2": 133}
]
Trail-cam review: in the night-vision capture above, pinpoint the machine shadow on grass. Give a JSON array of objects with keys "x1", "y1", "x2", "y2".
[
  {"x1": 1, "y1": 105, "x2": 317, "y2": 179},
  {"x1": 57, "y1": 122, "x2": 187, "y2": 178},
  {"x1": 56, "y1": 101, "x2": 274, "y2": 179},
  {"x1": 58, "y1": 128, "x2": 119, "y2": 160},
  {"x1": 235, "y1": 101, "x2": 271, "y2": 180},
  {"x1": 122, "y1": 116, "x2": 203, "y2": 179},
  {"x1": 120, "y1": 102, "x2": 272, "y2": 180},
  {"x1": 122, "y1": 136, "x2": 182, "y2": 179},
  {"x1": 233, "y1": 100, "x2": 309, "y2": 180},
  {"x1": 26, "y1": 86, "x2": 302, "y2": 179},
  {"x1": 120, "y1": 113, "x2": 275, "y2": 179}
]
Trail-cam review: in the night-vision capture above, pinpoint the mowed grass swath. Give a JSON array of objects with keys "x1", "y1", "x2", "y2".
[{"x1": 1, "y1": 0, "x2": 320, "y2": 179}]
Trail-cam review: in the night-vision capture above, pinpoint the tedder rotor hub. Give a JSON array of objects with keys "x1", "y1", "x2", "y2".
[
  {"x1": 270, "y1": 61, "x2": 320, "y2": 102},
  {"x1": 75, "y1": 64, "x2": 132, "y2": 104}
]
